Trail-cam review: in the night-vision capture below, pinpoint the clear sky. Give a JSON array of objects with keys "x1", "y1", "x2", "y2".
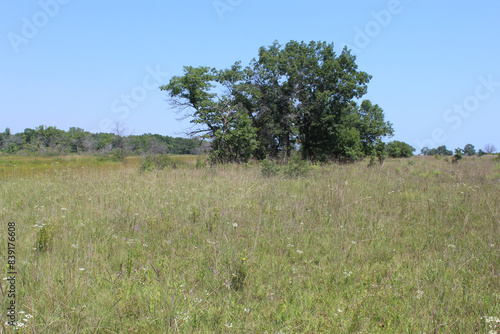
[{"x1": 1, "y1": 0, "x2": 499, "y2": 152}]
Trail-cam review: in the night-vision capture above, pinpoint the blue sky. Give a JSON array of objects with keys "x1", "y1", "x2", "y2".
[{"x1": 1, "y1": 0, "x2": 499, "y2": 152}]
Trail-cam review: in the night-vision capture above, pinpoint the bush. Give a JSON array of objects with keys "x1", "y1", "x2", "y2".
[
  {"x1": 261, "y1": 158, "x2": 280, "y2": 177},
  {"x1": 375, "y1": 141, "x2": 387, "y2": 163},
  {"x1": 386, "y1": 141, "x2": 415, "y2": 158},
  {"x1": 452, "y1": 148, "x2": 463, "y2": 164},
  {"x1": 111, "y1": 149, "x2": 126, "y2": 162},
  {"x1": 96, "y1": 149, "x2": 126, "y2": 162},
  {"x1": 139, "y1": 154, "x2": 186, "y2": 173},
  {"x1": 282, "y1": 154, "x2": 310, "y2": 178},
  {"x1": 196, "y1": 156, "x2": 206, "y2": 169},
  {"x1": 368, "y1": 154, "x2": 377, "y2": 167}
]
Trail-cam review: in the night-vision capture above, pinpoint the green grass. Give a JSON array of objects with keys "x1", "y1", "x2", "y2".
[{"x1": 0, "y1": 155, "x2": 499, "y2": 333}]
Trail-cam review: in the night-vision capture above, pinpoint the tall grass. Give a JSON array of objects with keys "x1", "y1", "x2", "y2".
[{"x1": 0, "y1": 155, "x2": 499, "y2": 333}]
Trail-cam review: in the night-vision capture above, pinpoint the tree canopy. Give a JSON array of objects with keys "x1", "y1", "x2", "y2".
[
  {"x1": 386, "y1": 140, "x2": 415, "y2": 158},
  {"x1": 421, "y1": 145, "x2": 453, "y2": 156},
  {"x1": 0, "y1": 126, "x2": 203, "y2": 156},
  {"x1": 161, "y1": 40, "x2": 394, "y2": 163}
]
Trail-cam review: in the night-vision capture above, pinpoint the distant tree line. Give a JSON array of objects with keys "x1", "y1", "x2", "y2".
[
  {"x1": 420, "y1": 143, "x2": 496, "y2": 157},
  {"x1": 0, "y1": 126, "x2": 206, "y2": 156}
]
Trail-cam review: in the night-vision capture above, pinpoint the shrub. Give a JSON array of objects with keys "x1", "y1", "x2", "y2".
[
  {"x1": 139, "y1": 154, "x2": 187, "y2": 173},
  {"x1": 452, "y1": 148, "x2": 463, "y2": 164},
  {"x1": 386, "y1": 141, "x2": 415, "y2": 158},
  {"x1": 196, "y1": 156, "x2": 206, "y2": 169},
  {"x1": 96, "y1": 149, "x2": 126, "y2": 162},
  {"x1": 261, "y1": 158, "x2": 280, "y2": 177},
  {"x1": 368, "y1": 154, "x2": 377, "y2": 167},
  {"x1": 375, "y1": 141, "x2": 387, "y2": 163},
  {"x1": 282, "y1": 154, "x2": 310, "y2": 178},
  {"x1": 111, "y1": 149, "x2": 126, "y2": 162}
]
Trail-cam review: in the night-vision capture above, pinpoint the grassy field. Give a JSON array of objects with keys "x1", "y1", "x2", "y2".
[{"x1": 0, "y1": 155, "x2": 499, "y2": 333}]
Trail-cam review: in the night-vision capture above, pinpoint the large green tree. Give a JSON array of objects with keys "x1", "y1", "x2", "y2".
[
  {"x1": 246, "y1": 41, "x2": 390, "y2": 161},
  {"x1": 160, "y1": 64, "x2": 257, "y2": 163},
  {"x1": 161, "y1": 40, "x2": 393, "y2": 162}
]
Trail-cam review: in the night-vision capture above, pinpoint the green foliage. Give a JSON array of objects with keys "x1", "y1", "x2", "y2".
[
  {"x1": 356, "y1": 101, "x2": 394, "y2": 156},
  {"x1": 463, "y1": 143, "x2": 476, "y2": 156},
  {"x1": 229, "y1": 260, "x2": 247, "y2": 292},
  {"x1": 386, "y1": 140, "x2": 415, "y2": 158},
  {"x1": 452, "y1": 148, "x2": 463, "y2": 164},
  {"x1": 374, "y1": 141, "x2": 387, "y2": 163},
  {"x1": 478, "y1": 149, "x2": 487, "y2": 157},
  {"x1": 139, "y1": 154, "x2": 187, "y2": 172},
  {"x1": 282, "y1": 154, "x2": 310, "y2": 177},
  {"x1": 260, "y1": 158, "x2": 280, "y2": 177},
  {"x1": 424, "y1": 145, "x2": 453, "y2": 156},
  {"x1": 368, "y1": 154, "x2": 377, "y2": 167},
  {"x1": 162, "y1": 64, "x2": 258, "y2": 163},
  {"x1": 111, "y1": 149, "x2": 126, "y2": 162},
  {"x1": 35, "y1": 223, "x2": 54, "y2": 252},
  {"x1": 195, "y1": 156, "x2": 206, "y2": 169},
  {"x1": 206, "y1": 206, "x2": 220, "y2": 233},
  {"x1": 162, "y1": 40, "x2": 393, "y2": 163},
  {"x1": 0, "y1": 126, "x2": 202, "y2": 156}
]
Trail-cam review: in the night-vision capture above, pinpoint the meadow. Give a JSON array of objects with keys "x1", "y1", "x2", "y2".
[{"x1": 0, "y1": 155, "x2": 499, "y2": 333}]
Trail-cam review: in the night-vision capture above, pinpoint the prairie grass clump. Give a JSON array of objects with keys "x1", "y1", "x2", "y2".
[
  {"x1": 229, "y1": 259, "x2": 247, "y2": 291},
  {"x1": 35, "y1": 223, "x2": 54, "y2": 252},
  {"x1": 196, "y1": 156, "x2": 206, "y2": 169}
]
